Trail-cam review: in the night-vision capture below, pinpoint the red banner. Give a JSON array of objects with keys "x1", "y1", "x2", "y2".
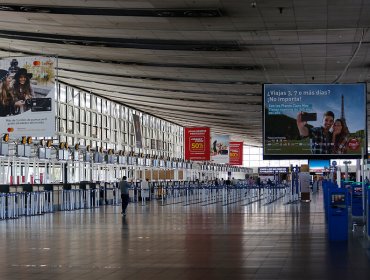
[
  {"x1": 184, "y1": 127, "x2": 210, "y2": 161},
  {"x1": 229, "y1": 142, "x2": 243, "y2": 165}
]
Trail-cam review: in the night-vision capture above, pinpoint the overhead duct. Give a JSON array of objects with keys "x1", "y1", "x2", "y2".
[
  {"x1": 0, "y1": 30, "x2": 241, "y2": 51},
  {"x1": 0, "y1": 5, "x2": 222, "y2": 17}
]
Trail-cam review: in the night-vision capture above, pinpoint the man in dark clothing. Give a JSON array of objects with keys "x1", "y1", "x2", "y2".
[
  {"x1": 226, "y1": 178, "x2": 231, "y2": 186},
  {"x1": 297, "y1": 111, "x2": 334, "y2": 154},
  {"x1": 119, "y1": 176, "x2": 130, "y2": 215}
]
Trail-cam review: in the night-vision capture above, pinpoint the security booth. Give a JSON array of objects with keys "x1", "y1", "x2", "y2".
[{"x1": 327, "y1": 188, "x2": 349, "y2": 241}]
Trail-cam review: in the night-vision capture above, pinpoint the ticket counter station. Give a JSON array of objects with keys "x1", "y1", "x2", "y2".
[
  {"x1": 323, "y1": 181, "x2": 334, "y2": 221},
  {"x1": 0, "y1": 185, "x2": 16, "y2": 219},
  {"x1": 105, "y1": 182, "x2": 115, "y2": 205},
  {"x1": 328, "y1": 188, "x2": 349, "y2": 241},
  {"x1": 53, "y1": 184, "x2": 64, "y2": 211},
  {"x1": 79, "y1": 181, "x2": 97, "y2": 208},
  {"x1": 351, "y1": 184, "x2": 363, "y2": 217},
  {"x1": 89, "y1": 182, "x2": 100, "y2": 208}
]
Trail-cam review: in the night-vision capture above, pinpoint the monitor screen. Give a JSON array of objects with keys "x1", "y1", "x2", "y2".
[
  {"x1": 38, "y1": 147, "x2": 46, "y2": 159},
  {"x1": 263, "y1": 84, "x2": 367, "y2": 159},
  {"x1": 331, "y1": 193, "x2": 346, "y2": 208},
  {"x1": 309, "y1": 159, "x2": 330, "y2": 173}
]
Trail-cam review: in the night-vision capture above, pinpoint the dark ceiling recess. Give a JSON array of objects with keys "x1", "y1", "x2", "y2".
[
  {"x1": 57, "y1": 68, "x2": 260, "y2": 85},
  {"x1": 0, "y1": 44, "x2": 254, "y2": 70},
  {"x1": 0, "y1": 5, "x2": 222, "y2": 17},
  {"x1": 0, "y1": 30, "x2": 241, "y2": 51}
]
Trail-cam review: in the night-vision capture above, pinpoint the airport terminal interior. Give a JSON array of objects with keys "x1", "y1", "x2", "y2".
[{"x1": 0, "y1": 1, "x2": 370, "y2": 279}]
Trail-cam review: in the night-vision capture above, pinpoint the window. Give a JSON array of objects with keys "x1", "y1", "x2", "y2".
[{"x1": 56, "y1": 83, "x2": 184, "y2": 159}]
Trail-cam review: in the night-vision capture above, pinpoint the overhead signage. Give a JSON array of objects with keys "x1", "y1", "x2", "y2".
[
  {"x1": 291, "y1": 166, "x2": 301, "y2": 173},
  {"x1": 0, "y1": 56, "x2": 56, "y2": 137},
  {"x1": 229, "y1": 142, "x2": 243, "y2": 165},
  {"x1": 258, "y1": 167, "x2": 289, "y2": 174},
  {"x1": 184, "y1": 127, "x2": 210, "y2": 161},
  {"x1": 133, "y1": 114, "x2": 142, "y2": 148},
  {"x1": 210, "y1": 134, "x2": 229, "y2": 164},
  {"x1": 263, "y1": 83, "x2": 367, "y2": 159}
]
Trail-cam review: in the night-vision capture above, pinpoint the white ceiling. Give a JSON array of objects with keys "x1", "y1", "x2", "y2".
[{"x1": 0, "y1": 0, "x2": 369, "y2": 146}]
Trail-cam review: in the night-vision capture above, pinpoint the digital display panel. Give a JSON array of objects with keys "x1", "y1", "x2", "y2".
[
  {"x1": 308, "y1": 159, "x2": 330, "y2": 173},
  {"x1": 331, "y1": 193, "x2": 346, "y2": 208},
  {"x1": 263, "y1": 84, "x2": 367, "y2": 159}
]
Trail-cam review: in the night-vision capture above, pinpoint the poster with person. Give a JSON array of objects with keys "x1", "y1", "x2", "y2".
[
  {"x1": 0, "y1": 56, "x2": 56, "y2": 137},
  {"x1": 263, "y1": 83, "x2": 366, "y2": 159},
  {"x1": 210, "y1": 134, "x2": 230, "y2": 163}
]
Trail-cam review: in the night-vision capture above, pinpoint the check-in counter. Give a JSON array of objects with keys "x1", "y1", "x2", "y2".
[
  {"x1": 0, "y1": 184, "x2": 10, "y2": 193},
  {"x1": 89, "y1": 182, "x2": 100, "y2": 207},
  {"x1": 82, "y1": 181, "x2": 96, "y2": 208},
  {"x1": 105, "y1": 182, "x2": 115, "y2": 204},
  {"x1": 80, "y1": 181, "x2": 91, "y2": 190},
  {"x1": 94, "y1": 181, "x2": 104, "y2": 205},
  {"x1": 67, "y1": 183, "x2": 82, "y2": 209},
  {"x1": 53, "y1": 184, "x2": 64, "y2": 211},
  {"x1": 71, "y1": 183, "x2": 80, "y2": 190},
  {"x1": 32, "y1": 184, "x2": 43, "y2": 192},
  {"x1": 8, "y1": 185, "x2": 23, "y2": 193},
  {"x1": 22, "y1": 184, "x2": 33, "y2": 192}
]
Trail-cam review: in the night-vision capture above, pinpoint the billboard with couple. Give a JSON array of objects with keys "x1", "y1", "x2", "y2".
[{"x1": 263, "y1": 83, "x2": 367, "y2": 159}]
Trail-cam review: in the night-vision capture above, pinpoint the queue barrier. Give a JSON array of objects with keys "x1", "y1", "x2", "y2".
[
  {"x1": 0, "y1": 190, "x2": 54, "y2": 219},
  {"x1": 0, "y1": 180, "x2": 291, "y2": 220},
  {"x1": 61, "y1": 188, "x2": 100, "y2": 211}
]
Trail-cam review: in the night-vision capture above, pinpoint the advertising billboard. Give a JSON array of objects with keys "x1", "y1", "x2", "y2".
[
  {"x1": 308, "y1": 159, "x2": 331, "y2": 173},
  {"x1": 210, "y1": 134, "x2": 229, "y2": 164},
  {"x1": 133, "y1": 114, "x2": 142, "y2": 148},
  {"x1": 0, "y1": 56, "x2": 56, "y2": 137},
  {"x1": 184, "y1": 127, "x2": 210, "y2": 161},
  {"x1": 263, "y1": 84, "x2": 367, "y2": 159},
  {"x1": 229, "y1": 142, "x2": 243, "y2": 165}
]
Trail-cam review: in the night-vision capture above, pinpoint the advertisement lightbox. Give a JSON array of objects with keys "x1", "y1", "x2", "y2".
[
  {"x1": 0, "y1": 56, "x2": 56, "y2": 137},
  {"x1": 229, "y1": 142, "x2": 243, "y2": 165},
  {"x1": 184, "y1": 127, "x2": 210, "y2": 161},
  {"x1": 308, "y1": 159, "x2": 331, "y2": 173},
  {"x1": 210, "y1": 134, "x2": 229, "y2": 164},
  {"x1": 263, "y1": 84, "x2": 367, "y2": 159}
]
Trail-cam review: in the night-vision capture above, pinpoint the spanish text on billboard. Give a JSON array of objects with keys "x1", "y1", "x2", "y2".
[
  {"x1": 229, "y1": 142, "x2": 243, "y2": 165},
  {"x1": 263, "y1": 84, "x2": 367, "y2": 159},
  {"x1": 0, "y1": 56, "x2": 56, "y2": 137},
  {"x1": 184, "y1": 127, "x2": 210, "y2": 161}
]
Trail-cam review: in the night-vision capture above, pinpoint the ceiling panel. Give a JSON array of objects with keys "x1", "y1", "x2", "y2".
[{"x1": 0, "y1": 0, "x2": 369, "y2": 148}]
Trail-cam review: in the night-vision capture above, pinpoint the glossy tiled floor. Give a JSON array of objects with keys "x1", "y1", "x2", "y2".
[{"x1": 0, "y1": 191, "x2": 369, "y2": 280}]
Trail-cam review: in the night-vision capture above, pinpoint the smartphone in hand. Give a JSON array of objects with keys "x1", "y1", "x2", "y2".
[{"x1": 301, "y1": 112, "x2": 317, "y2": 122}]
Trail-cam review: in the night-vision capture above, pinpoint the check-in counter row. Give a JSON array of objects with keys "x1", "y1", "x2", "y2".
[
  {"x1": 0, "y1": 182, "x2": 106, "y2": 193},
  {"x1": 0, "y1": 183, "x2": 104, "y2": 217}
]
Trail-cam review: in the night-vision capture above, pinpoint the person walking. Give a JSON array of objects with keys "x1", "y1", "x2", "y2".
[{"x1": 119, "y1": 176, "x2": 130, "y2": 215}]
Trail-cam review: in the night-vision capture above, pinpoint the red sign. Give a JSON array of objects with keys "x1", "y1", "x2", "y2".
[
  {"x1": 229, "y1": 142, "x2": 243, "y2": 165},
  {"x1": 348, "y1": 138, "x2": 360, "y2": 150},
  {"x1": 184, "y1": 127, "x2": 210, "y2": 161}
]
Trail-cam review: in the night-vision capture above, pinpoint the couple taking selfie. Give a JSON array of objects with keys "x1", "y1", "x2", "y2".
[{"x1": 297, "y1": 111, "x2": 348, "y2": 154}]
